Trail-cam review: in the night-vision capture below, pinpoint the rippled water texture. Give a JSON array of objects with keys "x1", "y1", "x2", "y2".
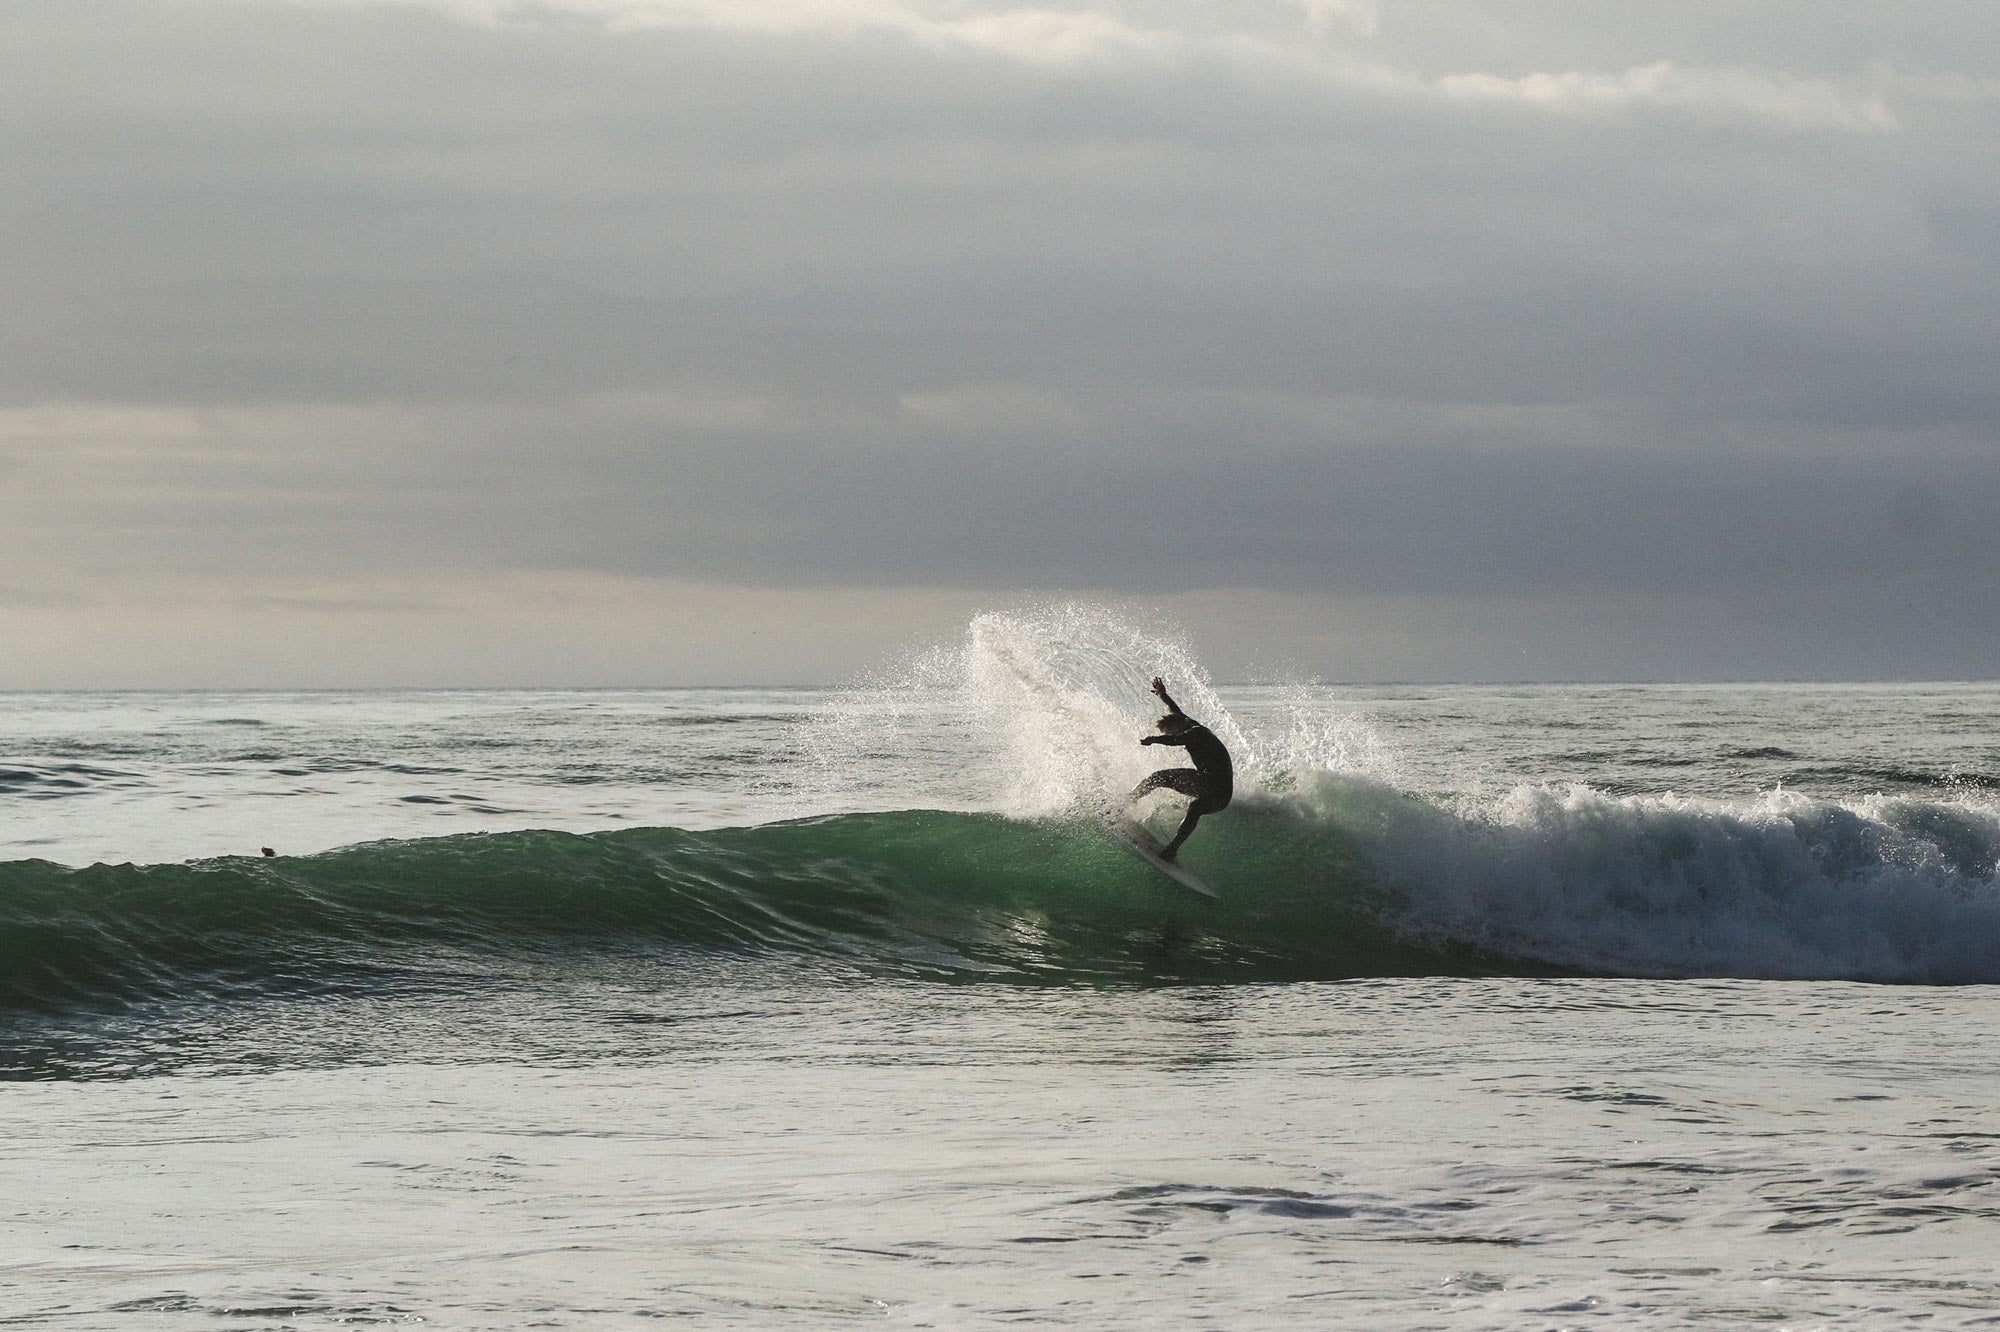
[{"x1": 7, "y1": 979, "x2": 1999, "y2": 1329}]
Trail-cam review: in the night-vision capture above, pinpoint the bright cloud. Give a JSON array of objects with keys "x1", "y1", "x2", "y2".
[{"x1": 1440, "y1": 60, "x2": 1898, "y2": 132}]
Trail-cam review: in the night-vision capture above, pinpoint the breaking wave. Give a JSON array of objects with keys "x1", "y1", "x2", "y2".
[{"x1": 5, "y1": 777, "x2": 1998, "y2": 1015}]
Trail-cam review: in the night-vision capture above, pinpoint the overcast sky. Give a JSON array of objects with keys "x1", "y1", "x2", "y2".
[{"x1": 4, "y1": 0, "x2": 1997, "y2": 686}]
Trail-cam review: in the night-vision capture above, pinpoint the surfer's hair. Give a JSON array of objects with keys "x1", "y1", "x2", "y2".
[{"x1": 1156, "y1": 714, "x2": 1191, "y2": 733}]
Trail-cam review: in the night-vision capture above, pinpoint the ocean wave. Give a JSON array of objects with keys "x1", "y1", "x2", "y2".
[
  {"x1": 5, "y1": 779, "x2": 1999, "y2": 1012},
  {"x1": 0, "y1": 809, "x2": 1460, "y2": 1012}
]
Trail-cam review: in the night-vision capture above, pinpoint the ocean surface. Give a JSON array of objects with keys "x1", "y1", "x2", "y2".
[{"x1": 5, "y1": 608, "x2": 2000, "y2": 1329}]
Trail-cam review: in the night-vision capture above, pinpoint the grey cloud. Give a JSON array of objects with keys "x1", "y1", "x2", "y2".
[
  {"x1": 32, "y1": 391, "x2": 1991, "y2": 610},
  {"x1": 0, "y1": 584, "x2": 91, "y2": 609},
  {"x1": 5, "y1": 0, "x2": 1999, "y2": 680},
  {"x1": 7, "y1": 1, "x2": 1989, "y2": 407},
  {"x1": 234, "y1": 595, "x2": 451, "y2": 614},
  {"x1": 564, "y1": 435, "x2": 2000, "y2": 602}
]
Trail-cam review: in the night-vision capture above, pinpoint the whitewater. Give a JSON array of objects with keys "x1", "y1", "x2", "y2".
[{"x1": 5, "y1": 607, "x2": 2000, "y2": 1328}]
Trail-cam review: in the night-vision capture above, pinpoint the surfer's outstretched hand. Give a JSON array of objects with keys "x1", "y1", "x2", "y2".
[{"x1": 1150, "y1": 676, "x2": 1168, "y2": 698}]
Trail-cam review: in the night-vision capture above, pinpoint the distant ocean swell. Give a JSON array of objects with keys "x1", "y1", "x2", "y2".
[{"x1": 6, "y1": 778, "x2": 1998, "y2": 1010}]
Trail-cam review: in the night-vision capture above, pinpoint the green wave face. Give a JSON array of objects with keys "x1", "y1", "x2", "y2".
[
  {"x1": 11, "y1": 773, "x2": 2000, "y2": 1013},
  {"x1": 0, "y1": 808, "x2": 1482, "y2": 1012}
]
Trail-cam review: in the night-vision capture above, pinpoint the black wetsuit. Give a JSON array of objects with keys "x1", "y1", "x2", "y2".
[
  {"x1": 1136, "y1": 724, "x2": 1233, "y2": 811},
  {"x1": 1134, "y1": 717, "x2": 1233, "y2": 855}
]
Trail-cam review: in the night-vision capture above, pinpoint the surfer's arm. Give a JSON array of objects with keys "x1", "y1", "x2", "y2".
[
  {"x1": 1150, "y1": 676, "x2": 1186, "y2": 717},
  {"x1": 1141, "y1": 732, "x2": 1192, "y2": 747}
]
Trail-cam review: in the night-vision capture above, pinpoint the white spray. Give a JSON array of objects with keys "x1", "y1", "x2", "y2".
[{"x1": 795, "y1": 602, "x2": 1320, "y2": 823}]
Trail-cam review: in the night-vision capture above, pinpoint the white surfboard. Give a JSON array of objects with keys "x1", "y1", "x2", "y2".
[{"x1": 1115, "y1": 820, "x2": 1217, "y2": 898}]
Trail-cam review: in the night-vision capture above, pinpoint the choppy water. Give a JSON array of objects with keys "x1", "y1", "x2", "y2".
[{"x1": 5, "y1": 609, "x2": 1999, "y2": 1328}]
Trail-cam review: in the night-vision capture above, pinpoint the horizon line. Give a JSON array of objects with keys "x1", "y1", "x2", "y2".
[{"x1": 4, "y1": 677, "x2": 1999, "y2": 695}]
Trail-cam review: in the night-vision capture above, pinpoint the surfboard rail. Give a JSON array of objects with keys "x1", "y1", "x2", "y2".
[{"x1": 1114, "y1": 820, "x2": 1217, "y2": 898}]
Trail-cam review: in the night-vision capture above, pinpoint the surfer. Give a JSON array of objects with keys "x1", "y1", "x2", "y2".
[{"x1": 1130, "y1": 676, "x2": 1233, "y2": 860}]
